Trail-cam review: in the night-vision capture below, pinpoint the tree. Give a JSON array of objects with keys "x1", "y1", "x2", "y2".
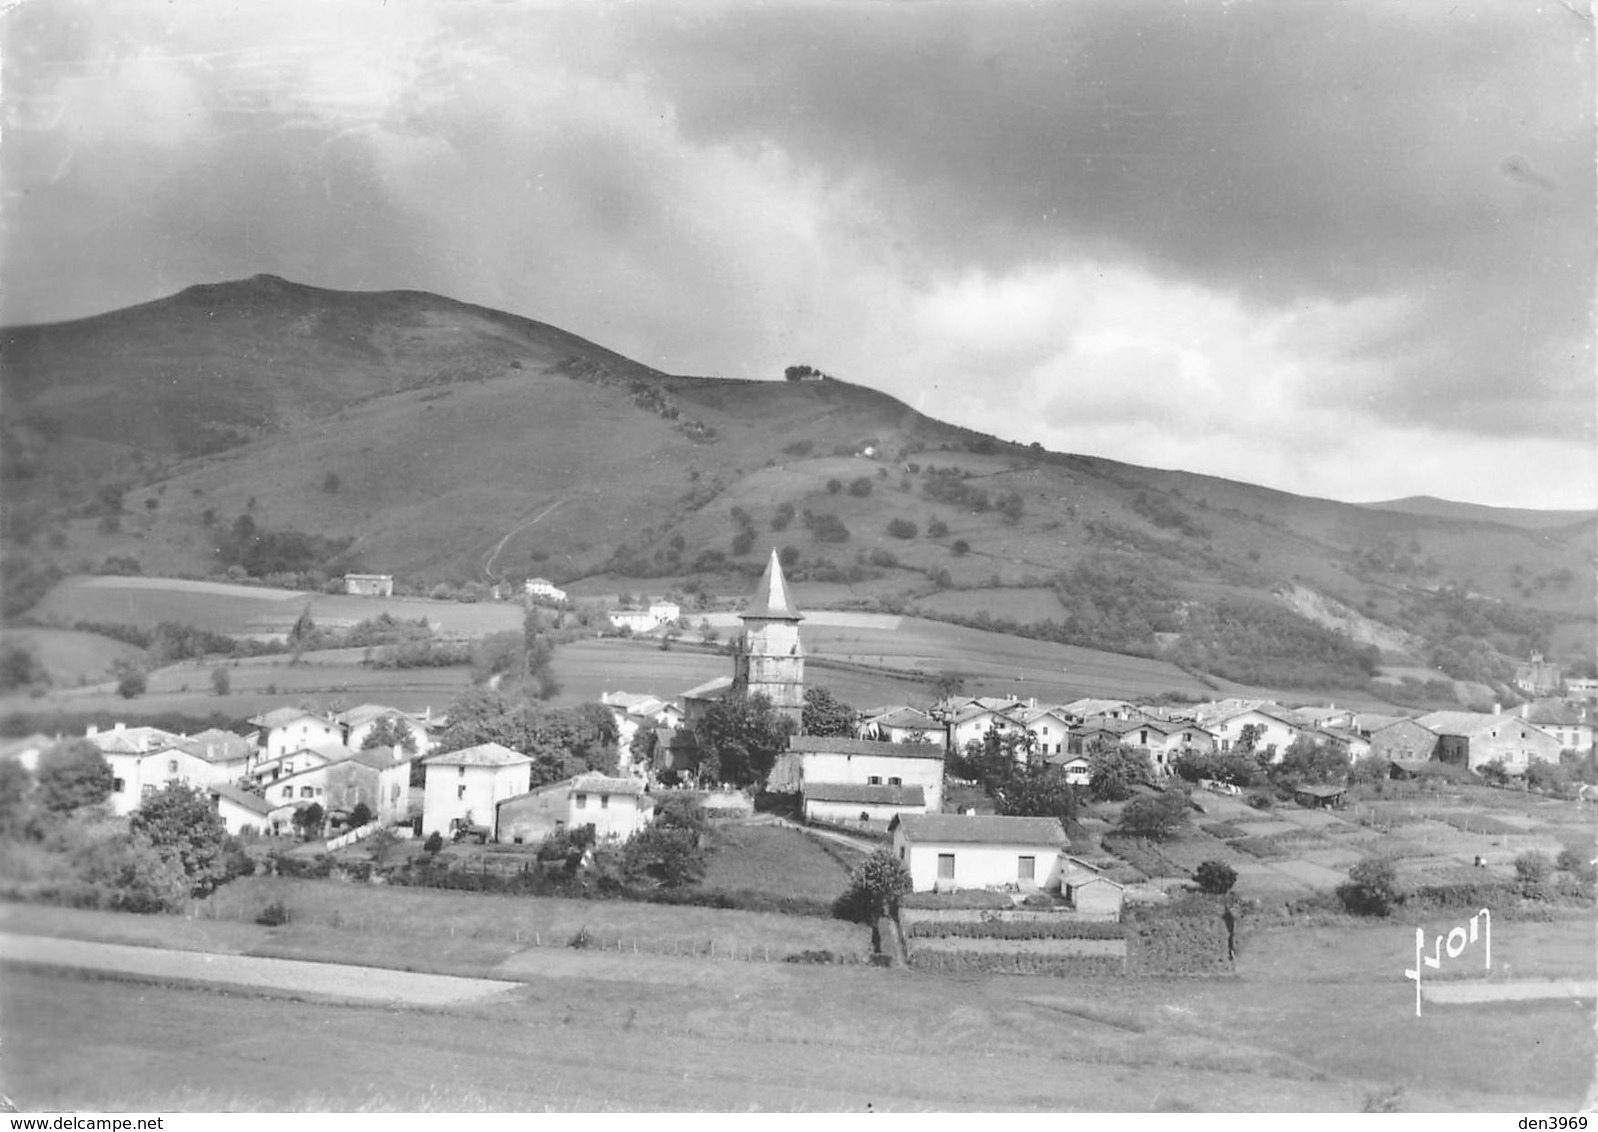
[
  {"x1": 113, "y1": 660, "x2": 148, "y2": 699},
  {"x1": 623, "y1": 825, "x2": 704, "y2": 888},
  {"x1": 292, "y1": 802, "x2": 325, "y2": 841},
  {"x1": 1270, "y1": 735, "x2": 1348, "y2": 788},
  {"x1": 1478, "y1": 758, "x2": 1511, "y2": 787},
  {"x1": 36, "y1": 740, "x2": 115, "y2": 813},
  {"x1": 130, "y1": 783, "x2": 234, "y2": 899},
  {"x1": 950, "y1": 539, "x2": 970, "y2": 556},
  {"x1": 886, "y1": 517, "x2": 918, "y2": 539},
  {"x1": 826, "y1": 478, "x2": 843, "y2": 495},
  {"x1": 1235, "y1": 724, "x2": 1263, "y2": 755},
  {"x1": 802, "y1": 686, "x2": 856, "y2": 737},
  {"x1": 1194, "y1": 860, "x2": 1238, "y2": 895},
  {"x1": 1087, "y1": 742, "x2": 1153, "y2": 802},
  {"x1": 995, "y1": 763, "x2": 1077, "y2": 823},
  {"x1": 848, "y1": 476, "x2": 873, "y2": 498},
  {"x1": 0, "y1": 640, "x2": 50, "y2": 694},
  {"x1": 844, "y1": 847, "x2": 913, "y2": 923},
  {"x1": 211, "y1": 665, "x2": 231, "y2": 697},
  {"x1": 1118, "y1": 789, "x2": 1190, "y2": 840},
  {"x1": 1338, "y1": 857, "x2": 1403, "y2": 916},
  {"x1": 0, "y1": 759, "x2": 34, "y2": 837},
  {"x1": 693, "y1": 692, "x2": 793, "y2": 787},
  {"x1": 348, "y1": 802, "x2": 373, "y2": 829},
  {"x1": 651, "y1": 795, "x2": 708, "y2": 838}
]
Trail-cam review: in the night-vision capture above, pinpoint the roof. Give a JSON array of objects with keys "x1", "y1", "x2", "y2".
[
  {"x1": 1415, "y1": 711, "x2": 1559, "y2": 741},
  {"x1": 862, "y1": 706, "x2": 939, "y2": 730},
  {"x1": 85, "y1": 726, "x2": 184, "y2": 754},
  {"x1": 1061, "y1": 698, "x2": 1138, "y2": 718},
  {"x1": 742, "y1": 548, "x2": 804, "y2": 621},
  {"x1": 681, "y1": 675, "x2": 734, "y2": 700},
  {"x1": 892, "y1": 813, "x2": 1068, "y2": 847},
  {"x1": 1293, "y1": 783, "x2": 1348, "y2": 798},
  {"x1": 787, "y1": 735, "x2": 945, "y2": 761},
  {"x1": 653, "y1": 727, "x2": 699, "y2": 749},
  {"x1": 804, "y1": 782, "x2": 926, "y2": 806},
  {"x1": 570, "y1": 773, "x2": 648, "y2": 796},
  {"x1": 210, "y1": 783, "x2": 277, "y2": 816},
  {"x1": 250, "y1": 707, "x2": 333, "y2": 730},
  {"x1": 335, "y1": 703, "x2": 427, "y2": 729},
  {"x1": 1009, "y1": 705, "x2": 1072, "y2": 726},
  {"x1": 1045, "y1": 752, "x2": 1092, "y2": 767},
  {"x1": 602, "y1": 692, "x2": 673, "y2": 717},
  {"x1": 424, "y1": 742, "x2": 533, "y2": 767},
  {"x1": 346, "y1": 745, "x2": 415, "y2": 770}
]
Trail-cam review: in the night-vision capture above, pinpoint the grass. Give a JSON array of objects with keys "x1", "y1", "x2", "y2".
[{"x1": 698, "y1": 823, "x2": 859, "y2": 903}]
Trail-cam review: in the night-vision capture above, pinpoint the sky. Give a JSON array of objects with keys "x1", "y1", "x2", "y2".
[{"x1": 3, "y1": 0, "x2": 1593, "y2": 509}]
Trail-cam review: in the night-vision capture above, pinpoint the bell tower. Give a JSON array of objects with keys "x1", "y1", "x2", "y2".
[{"x1": 733, "y1": 549, "x2": 805, "y2": 729}]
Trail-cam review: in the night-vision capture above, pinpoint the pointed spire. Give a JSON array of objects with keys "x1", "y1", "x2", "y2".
[{"x1": 742, "y1": 548, "x2": 804, "y2": 621}]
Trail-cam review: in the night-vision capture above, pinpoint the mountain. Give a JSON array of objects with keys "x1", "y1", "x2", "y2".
[
  {"x1": 1358, "y1": 496, "x2": 1595, "y2": 531},
  {"x1": 4, "y1": 276, "x2": 1592, "y2": 696}
]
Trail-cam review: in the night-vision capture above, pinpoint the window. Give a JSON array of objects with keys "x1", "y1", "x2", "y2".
[
  {"x1": 301, "y1": 787, "x2": 314, "y2": 798},
  {"x1": 1018, "y1": 856, "x2": 1035, "y2": 881},
  {"x1": 168, "y1": 759, "x2": 178, "y2": 773},
  {"x1": 112, "y1": 777, "x2": 125, "y2": 793},
  {"x1": 600, "y1": 795, "x2": 610, "y2": 809},
  {"x1": 868, "y1": 775, "x2": 882, "y2": 785},
  {"x1": 898, "y1": 846, "x2": 906, "y2": 861},
  {"x1": 458, "y1": 765, "x2": 465, "y2": 777},
  {"x1": 576, "y1": 794, "x2": 588, "y2": 809},
  {"x1": 142, "y1": 784, "x2": 155, "y2": 796},
  {"x1": 282, "y1": 787, "x2": 293, "y2": 799},
  {"x1": 937, "y1": 853, "x2": 955, "y2": 879},
  {"x1": 889, "y1": 776, "x2": 902, "y2": 786},
  {"x1": 457, "y1": 785, "x2": 467, "y2": 799}
]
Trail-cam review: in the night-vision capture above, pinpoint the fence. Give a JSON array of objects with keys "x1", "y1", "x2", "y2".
[
  {"x1": 325, "y1": 823, "x2": 378, "y2": 852},
  {"x1": 900, "y1": 907, "x2": 1120, "y2": 927}
]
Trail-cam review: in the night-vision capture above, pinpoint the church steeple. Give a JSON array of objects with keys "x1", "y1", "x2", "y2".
[
  {"x1": 744, "y1": 549, "x2": 804, "y2": 622},
  {"x1": 733, "y1": 549, "x2": 805, "y2": 728}
]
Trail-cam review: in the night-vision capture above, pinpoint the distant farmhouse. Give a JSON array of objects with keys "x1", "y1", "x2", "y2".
[
  {"x1": 344, "y1": 573, "x2": 394, "y2": 596},
  {"x1": 608, "y1": 599, "x2": 681, "y2": 634},
  {"x1": 525, "y1": 577, "x2": 567, "y2": 603},
  {"x1": 1514, "y1": 652, "x2": 1563, "y2": 697}
]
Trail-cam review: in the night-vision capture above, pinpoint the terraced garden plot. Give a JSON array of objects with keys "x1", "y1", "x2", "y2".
[
  {"x1": 1229, "y1": 863, "x2": 1309, "y2": 898},
  {"x1": 1299, "y1": 848, "x2": 1363, "y2": 869},
  {"x1": 1143, "y1": 832, "x2": 1253, "y2": 871},
  {"x1": 1276, "y1": 809, "x2": 1348, "y2": 830},
  {"x1": 1234, "y1": 837, "x2": 1293, "y2": 860},
  {"x1": 1232, "y1": 820, "x2": 1302, "y2": 837},
  {"x1": 1268, "y1": 859, "x2": 1349, "y2": 888},
  {"x1": 1434, "y1": 812, "x2": 1530, "y2": 836},
  {"x1": 1353, "y1": 835, "x2": 1431, "y2": 860},
  {"x1": 1200, "y1": 821, "x2": 1247, "y2": 841}
]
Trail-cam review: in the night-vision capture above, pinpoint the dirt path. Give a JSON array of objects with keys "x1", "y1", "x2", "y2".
[
  {"x1": 0, "y1": 932, "x2": 519, "y2": 1007},
  {"x1": 1422, "y1": 979, "x2": 1596, "y2": 1004},
  {"x1": 481, "y1": 500, "x2": 563, "y2": 580}
]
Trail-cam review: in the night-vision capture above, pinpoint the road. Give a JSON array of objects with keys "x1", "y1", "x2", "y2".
[{"x1": 0, "y1": 932, "x2": 519, "y2": 1007}]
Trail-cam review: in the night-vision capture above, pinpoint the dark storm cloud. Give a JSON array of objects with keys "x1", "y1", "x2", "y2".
[{"x1": 614, "y1": 2, "x2": 1594, "y2": 440}]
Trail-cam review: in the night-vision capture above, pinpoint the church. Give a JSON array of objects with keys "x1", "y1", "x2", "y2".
[{"x1": 731, "y1": 548, "x2": 806, "y2": 730}]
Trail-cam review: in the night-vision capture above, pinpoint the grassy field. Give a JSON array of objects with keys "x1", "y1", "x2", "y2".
[
  {"x1": 27, "y1": 575, "x2": 526, "y2": 636},
  {"x1": 1, "y1": 627, "x2": 145, "y2": 684},
  {"x1": 697, "y1": 823, "x2": 862, "y2": 901},
  {"x1": 3, "y1": 906, "x2": 1592, "y2": 1111}
]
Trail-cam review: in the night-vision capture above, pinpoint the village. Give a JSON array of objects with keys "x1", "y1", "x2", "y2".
[{"x1": 5, "y1": 550, "x2": 1593, "y2": 937}]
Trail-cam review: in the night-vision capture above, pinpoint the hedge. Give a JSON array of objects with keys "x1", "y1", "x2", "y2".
[
  {"x1": 1201, "y1": 821, "x2": 1247, "y2": 841},
  {"x1": 1232, "y1": 837, "x2": 1291, "y2": 860},
  {"x1": 900, "y1": 890, "x2": 1015, "y2": 910},
  {"x1": 904, "y1": 918, "x2": 1126, "y2": 941},
  {"x1": 907, "y1": 949, "x2": 1126, "y2": 978}
]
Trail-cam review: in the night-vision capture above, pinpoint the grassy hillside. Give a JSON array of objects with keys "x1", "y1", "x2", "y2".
[{"x1": 3, "y1": 276, "x2": 1591, "y2": 695}]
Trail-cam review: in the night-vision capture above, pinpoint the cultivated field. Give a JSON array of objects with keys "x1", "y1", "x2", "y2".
[{"x1": 0, "y1": 627, "x2": 145, "y2": 684}]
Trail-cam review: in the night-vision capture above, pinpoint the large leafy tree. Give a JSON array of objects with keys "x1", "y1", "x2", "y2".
[
  {"x1": 844, "y1": 847, "x2": 913, "y2": 923},
  {"x1": 802, "y1": 686, "x2": 856, "y2": 737},
  {"x1": 130, "y1": 783, "x2": 233, "y2": 899},
  {"x1": 693, "y1": 692, "x2": 793, "y2": 787},
  {"x1": 437, "y1": 688, "x2": 620, "y2": 786},
  {"x1": 1269, "y1": 735, "x2": 1349, "y2": 788},
  {"x1": 1087, "y1": 741, "x2": 1154, "y2": 802},
  {"x1": 36, "y1": 740, "x2": 115, "y2": 813},
  {"x1": 0, "y1": 759, "x2": 34, "y2": 836},
  {"x1": 1117, "y1": 788, "x2": 1191, "y2": 840},
  {"x1": 995, "y1": 762, "x2": 1079, "y2": 823}
]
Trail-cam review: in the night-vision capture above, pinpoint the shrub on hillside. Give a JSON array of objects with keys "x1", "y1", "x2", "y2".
[
  {"x1": 886, "y1": 518, "x2": 918, "y2": 539},
  {"x1": 1194, "y1": 860, "x2": 1238, "y2": 895},
  {"x1": 1338, "y1": 857, "x2": 1404, "y2": 916}
]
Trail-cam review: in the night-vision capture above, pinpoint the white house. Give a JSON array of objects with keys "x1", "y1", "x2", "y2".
[
  {"x1": 601, "y1": 691, "x2": 685, "y2": 770},
  {"x1": 1195, "y1": 704, "x2": 1303, "y2": 761},
  {"x1": 248, "y1": 708, "x2": 344, "y2": 767},
  {"x1": 495, "y1": 773, "x2": 656, "y2": 845},
  {"x1": 335, "y1": 704, "x2": 435, "y2": 758},
  {"x1": 250, "y1": 742, "x2": 354, "y2": 786},
  {"x1": 524, "y1": 577, "x2": 568, "y2": 603},
  {"x1": 1061, "y1": 698, "x2": 1144, "y2": 723},
  {"x1": 894, "y1": 812, "x2": 1067, "y2": 895},
  {"x1": 1046, "y1": 752, "x2": 1093, "y2": 787},
  {"x1": 344, "y1": 574, "x2": 394, "y2": 596},
  {"x1": 942, "y1": 698, "x2": 1027, "y2": 753},
  {"x1": 1058, "y1": 856, "x2": 1125, "y2": 920},
  {"x1": 421, "y1": 743, "x2": 534, "y2": 836},
  {"x1": 210, "y1": 783, "x2": 277, "y2": 837},
  {"x1": 857, "y1": 706, "x2": 945, "y2": 747},
  {"x1": 83, "y1": 723, "x2": 188, "y2": 815},
  {"x1": 262, "y1": 747, "x2": 417, "y2": 828},
  {"x1": 769, "y1": 735, "x2": 945, "y2": 813},
  {"x1": 1008, "y1": 703, "x2": 1076, "y2": 757},
  {"x1": 890, "y1": 813, "x2": 1068, "y2": 893},
  {"x1": 608, "y1": 599, "x2": 681, "y2": 634}
]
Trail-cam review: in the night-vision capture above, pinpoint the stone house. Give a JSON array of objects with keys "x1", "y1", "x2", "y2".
[{"x1": 890, "y1": 813, "x2": 1068, "y2": 893}]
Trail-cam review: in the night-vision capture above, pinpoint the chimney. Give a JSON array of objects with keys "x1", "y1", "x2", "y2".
[
  {"x1": 114, "y1": 722, "x2": 126, "y2": 731},
  {"x1": 87, "y1": 724, "x2": 99, "y2": 737},
  {"x1": 1493, "y1": 703, "x2": 1501, "y2": 715}
]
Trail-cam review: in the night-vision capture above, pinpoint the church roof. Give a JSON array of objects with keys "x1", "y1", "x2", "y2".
[{"x1": 742, "y1": 549, "x2": 804, "y2": 621}]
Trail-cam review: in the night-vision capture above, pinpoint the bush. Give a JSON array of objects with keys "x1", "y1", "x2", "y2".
[
  {"x1": 1118, "y1": 790, "x2": 1190, "y2": 840},
  {"x1": 950, "y1": 539, "x2": 970, "y2": 556},
  {"x1": 1339, "y1": 857, "x2": 1403, "y2": 916},
  {"x1": 256, "y1": 900, "x2": 291, "y2": 927},
  {"x1": 423, "y1": 831, "x2": 444, "y2": 854},
  {"x1": 928, "y1": 518, "x2": 949, "y2": 539},
  {"x1": 848, "y1": 477, "x2": 874, "y2": 498},
  {"x1": 1194, "y1": 860, "x2": 1238, "y2": 895},
  {"x1": 1555, "y1": 847, "x2": 1586, "y2": 873},
  {"x1": 886, "y1": 518, "x2": 918, "y2": 539},
  {"x1": 826, "y1": 479, "x2": 843, "y2": 495}
]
